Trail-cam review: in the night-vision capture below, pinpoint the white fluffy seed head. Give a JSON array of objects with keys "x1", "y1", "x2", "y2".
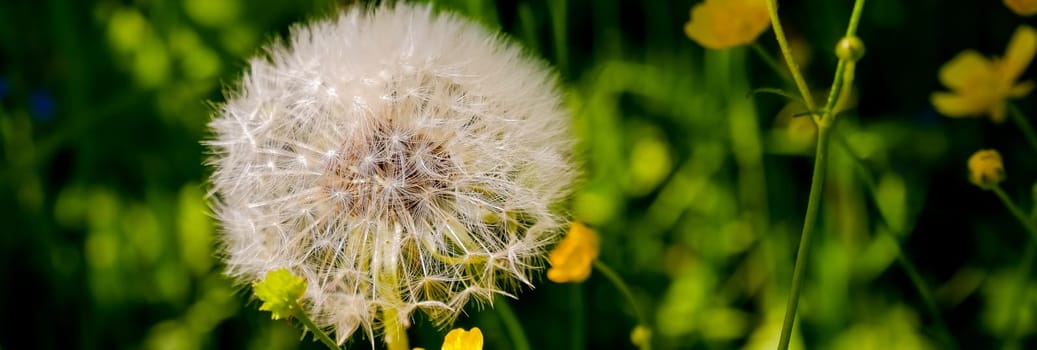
[{"x1": 205, "y1": 3, "x2": 577, "y2": 345}]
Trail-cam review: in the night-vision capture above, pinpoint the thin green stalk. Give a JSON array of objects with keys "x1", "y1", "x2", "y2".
[
  {"x1": 773, "y1": 0, "x2": 867, "y2": 348},
  {"x1": 572, "y1": 283, "x2": 589, "y2": 349},
  {"x1": 1006, "y1": 102, "x2": 1037, "y2": 155},
  {"x1": 776, "y1": 124, "x2": 831, "y2": 350},
  {"x1": 594, "y1": 260, "x2": 651, "y2": 350},
  {"x1": 835, "y1": 135, "x2": 957, "y2": 349},
  {"x1": 751, "y1": 42, "x2": 794, "y2": 85},
  {"x1": 1005, "y1": 241, "x2": 1037, "y2": 349},
  {"x1": 495, "y1": 296, "x2": 532, "y2": 350},
  {"x1": 292, "y1": 305, "x2": 343, "y2": 350},
  {"x1": 569, "y1": 284, "x2": 586, "y2": 350},
  {"x1": 992, "y1": 186, "x2": 1037, "y2": 243},
  {"x1": 763, "y1": 0, "x2": 816, "y2": 112},
  {"x1": 844, "y1": 0, "x2": 867, "y2": 37}
]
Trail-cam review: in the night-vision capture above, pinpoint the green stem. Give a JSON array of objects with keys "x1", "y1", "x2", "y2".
[
  {"x1": 776, "y1": 124, "x2": 831, "y2": 350},
  {"x1": 569, "y1": 284, "x2": 586, "y2": 350},
  {"x1": 1005, "y1": 241, "x2": 1037, "y2": 349},
  {"x1": 992, "y1": 185, "x2": 1037, "y2": 350},
  {"x1": 835, "y1": 135, "x2": 957, "y2": 349},
  {"x1": 292, "y1": 304, "x2": 343, "y2": 350},
  {"x1": 751, "y1": 42, "x2": 794, "y2": 86},
  {"x1": 992, "y1": 186, "x2": 1037, "y2": 243},
  {"x1": 763, "y1": 0, "x2": 816, "y2": 112},
  {"x1": 774, "y1": 1, "x2": 866, "y2": 348},
  {"x1": 844, "y1": 0, "x2": 867, "y2": 37},
  {"x1": 1006, "y1": 102, "x2": 1037, "y2": 155},
  {"x1": 495, "y1": 296, "x2": 532, "y2": 350},
  {"x1": 594, "y1": 260, "x2": 651, "y2": 350}
]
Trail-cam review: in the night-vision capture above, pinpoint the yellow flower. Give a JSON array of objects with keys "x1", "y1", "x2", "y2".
[
  {"x1": 1006, "y1": 0, "x2": 1037, "y2": 16},
  {"x1": 684, "y1": 0, "x2": 771, "y2": 49},
  {"x1": 968, "y1": 149, "x2": 1005, "y2": 189},
  {"x1": 931, "y1": 25, "x2": 1037, "y2": 123},
  {"x1": 547, "y1": 222, "x2": 599, "y2": 283},
  {"x1": 442, "y1": 327, "x2": 483, "y2": 350},
  {"x1": 253, "y1": 268, "x2": 307, "y2": 320}
]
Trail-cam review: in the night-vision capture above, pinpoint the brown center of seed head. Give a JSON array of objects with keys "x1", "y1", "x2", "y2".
[{"x1": 321, "y1": 121, "x2": 455, "y2": 219}]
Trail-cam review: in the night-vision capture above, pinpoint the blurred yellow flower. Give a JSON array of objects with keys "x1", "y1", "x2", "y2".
[
  {"x1": 253, "y1": 268, "x2": 307, "y2": 320},
  {"x1": 547, "y1": 222, "x2": 599, "y2": 283},
  {"x1": 931, "y1": 25, "x2": 1037, "y2": 123},
  {"x1": 684, "y1": 0, "x2": 771, "y2": 49},
  {"x1": 442, "y1": 327, "x2": 483, "y2": 350},
  {"x1": 968, "y1": 149, "x2": 1005, "y2": 189},
  {"x1": 1006, "y1": 0, "x2": 1037, "y2": 16}
]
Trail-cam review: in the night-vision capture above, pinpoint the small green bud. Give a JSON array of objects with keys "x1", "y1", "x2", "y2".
[
  {"x1": 253, "y1": 268, "x2": 307, "y2": 320},
  {"x1": 835, "y1": 36, "x2": 866, "y2": 62}
]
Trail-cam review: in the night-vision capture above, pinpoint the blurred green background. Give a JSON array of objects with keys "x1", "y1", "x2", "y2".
[{"x1": 2, "y1": 0, "x2": 1036, "y2": 348}]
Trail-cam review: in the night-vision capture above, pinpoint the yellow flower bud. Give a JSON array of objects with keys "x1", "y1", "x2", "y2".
[
  {"x1": 253, "y1": 268, "x2": 307, "y2": 320},
  {"x1": 968, "y1": 149, "x2": 1005, "y2": 189},
  {"x1": 442, "y1": 327, "x2": 483, "y2": 350},
  {"x1": 547, "y1": 222, "x2": 600, "y2": 283},
  {"x1": 835, "y1": 36, "x2": 866, "y2": 62},
  {"x1": 630, "y1": 325, "x2": 652, "y2": 348}
]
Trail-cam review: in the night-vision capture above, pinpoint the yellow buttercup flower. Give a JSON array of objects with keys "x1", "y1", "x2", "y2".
[
  {"x1": 441, "y1": 327, "x2": 483, "y2": 350},
  {"x1": 931, "y1": 25, "x2": 1037, "y2": 123},
  {"x1": 684, "y1": 0, "x2": 771, "y2": 49},
  {"x1": 1006, "y1": 0, "x2": 1037, "y2": 16},
  {"x1": 968, "y1": 149, "x2": 1005, "y2": 189},
  {"x1": 253, "y1": 268, "x2": 307, "y2": 320},
  {"x1": 547, "y1": 222, "x2": 599, "y2": 283}
]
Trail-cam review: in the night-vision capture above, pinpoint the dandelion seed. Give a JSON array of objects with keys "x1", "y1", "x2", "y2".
[{"x1": 206, "y1": 4, "x2": 577, "y2": 345}]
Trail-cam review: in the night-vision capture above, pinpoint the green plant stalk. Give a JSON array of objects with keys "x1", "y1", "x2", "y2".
[
  {"x1": 570, "y1": 284, "x2": 586, "y2": 350},
  {"x1": 1007, "y1": 102, "x2": 1037, "y2": 155},
  {"x1": 990, "y1": 184, "x2": 1037, "y2": 349},
  {"x1": 763, "y1": 0, "x2": 816, "y2": 112},
  {"x1": 835, "y1": 135, "x2": 957, "y2": 349},
  {"x1": 1005, "y1": 241, "x2": 1037, "y2": 349},
  {"x1": 993, "y1": 186, "x2": 1037, "y2": 243},
  {"x1": 292, "y1": 303, "x2": 343, "y2": 350},
  {"x1": 594, "y1": 260, "x2": 651, "y2": 350},
  {"x1": 751, "y1": 42, "x2": 793, "y2": 85},
  {"x1": 495, "y1": 296, "x2": 532, "y2": 350},
  {"x1": 771, "y1": 0, "x2": 866, "y2": 348},
  {"x1": 776, "y1": 123, "x2": 831, "y2": 350}
]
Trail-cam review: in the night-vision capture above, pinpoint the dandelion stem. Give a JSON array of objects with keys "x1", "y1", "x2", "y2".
[
  {"x1": 763, "y1": 0, "x2": 816, "y2": 112},
  {"x1": 992, "y1": 186, "x2": 1037, "y2": 243},
  {"x1": 292, "y1": 304, "x2": 343, "y2": 350},
  {"x1": 1006, "y1": 102, "x2": 1037, "y2": 155},
  {"x1": 594, "y1": 260, "x2": 651, "y2": 350},
  {"x1": 495, "y1": 296, "x2": 532, "y2": 350}
]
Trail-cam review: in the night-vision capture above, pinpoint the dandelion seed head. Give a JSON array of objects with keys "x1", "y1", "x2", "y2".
[{"x1": 206, "y1": 3, "x2": 576, "y2": 344}]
